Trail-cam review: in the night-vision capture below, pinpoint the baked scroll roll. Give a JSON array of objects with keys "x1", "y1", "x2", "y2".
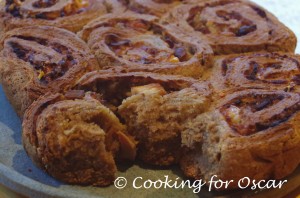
[
  {"x1": 118, "y1": 0, "x2": 182, "y2": 17},
  {"x1": 210, "y1": 52, "x2": 300, "y2": 92},
  {"x1": 180, "y1": 89, "x2": 300, "y2": 189},
  {"x1": 0, "y1": 26, "x2": 99, "y2": 117},
  {"x1": 161, "y1": 0, "x2": 297, "y2": 55},
  {"x1": 78, "y1": 13, "x2": 213, "y2": 78},
  {"x1": 0, "y1": 0, "x2": 125, "y2": 33},
  {"x1": 22, "y1": 91, "x2": 136, "y2": 186},
  {"x1": 75, "y1": 71, "x2": 212, "y2": 166}
]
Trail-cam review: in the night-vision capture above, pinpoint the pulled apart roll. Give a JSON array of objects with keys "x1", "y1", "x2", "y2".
[
  {"x1": 211, "y1": 52, "x2": 300, "y2": 92},
  {"x1": 75, "y1": 71, "x2": 212, "y2": 166},
  {"x1": 181, "y1": 89, "x2": 300, "y2": 189},
  {"x1": 22, "y1": 91, "x2": 136, "y2": 186},
  {"x1": 0, "y1": 26, "x2": 99, "y2": 117},
  {"x1": 78, "y1": 12, "x2": 213, "y2": 78},
  {"x1": 0, "y1": 0, "x2": 125, "y2": 33},
  {"x1": 161, "y1": 0, "x2": 297, "y2": 55}
]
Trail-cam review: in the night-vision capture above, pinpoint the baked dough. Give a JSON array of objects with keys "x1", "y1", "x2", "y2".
[
  {"x1": 0, "y1": 0, "x2": 125, "y2": 33},
  {"x1": 118, "y1": 0, "x2": 182, "y2": 17},
  {"x1": 75, "y1": 70, "x2": 212, "y2": 165},
  {"x1": 180, "y1": 89, "x2": 300, "y2": 189},
  {"x1": 161, "y1": 0, "x2": 297, "y2": 54},
  {"x1": 78, "y1": 12, "x2": 213, "y2": 78},
  {"x1": 22, "y1": 91, "x2": 136, "y2": 186},
  {"x1": 0, "y1": 26, "x2": 99, "y2": 117},
  {"x1": 0, "y1": 0, "x2": 298, "y2": 190},
  {"x1": 210, "y1": 52, "x2": 300, "y2": 92}
]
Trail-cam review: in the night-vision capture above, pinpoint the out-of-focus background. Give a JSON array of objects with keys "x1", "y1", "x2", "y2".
[{"x1": 252, "y1": 0, "x2": 300, "y2": 53}]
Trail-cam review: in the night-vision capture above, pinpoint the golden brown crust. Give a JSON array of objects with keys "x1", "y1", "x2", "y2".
[
  {"x1": 180, "y1": 89, "x2": 300, "y2": 189},
  {"x1": 0, "y1": 26, "x2": 99, "y2": 117},
  {"x1": 161, "y1": 0, "x2": 297, "y2": 55},
  {"x1": 210, "y1": 52, "x2": 300, "y2": 92},
  {"x1": 78, "y1": 12, "x2": 213, "y2": 78},
  {"x1": 75, "y1": 70, "x2": 212, "y2": 165},
  {"x1": 0, "y1": 0, "x2": 125, "y2": 33},
  {"x1": 22, "y1": 91, "x2": 137, "y2": 186}
]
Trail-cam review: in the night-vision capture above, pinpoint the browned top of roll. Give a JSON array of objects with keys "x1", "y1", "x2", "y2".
[
  {"x1": 0, "y1": 0, "x2": 125, "y2": 32},
  {"x1": 217, "y1": 89, "x2": 300, "y2": 136},
  {"x1": 161, "y1": 0, "x2": 297, "y2": 54},
  {"x1": 210, "y1": 52, "x2": 300, "y2": 92},
  {"x1": 78, "y1": 12, "x2": 213, "y2": 77},
  {"x1": 0, "y1": 25, "x2": 99, "y2": 92}
]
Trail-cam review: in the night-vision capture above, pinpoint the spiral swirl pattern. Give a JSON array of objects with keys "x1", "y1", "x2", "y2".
[
  {"x1": 212, "y1": 52, "x2": 300, "y2": 92},
  {"x1": 79, "y1": 13, "x2": 212, "y2": 78},
  {"x1": 0, "y1": 26, "x2": 99, "y2": 116},
  {"x1": 162, "y1": 0, "x2": 297, "y2": 54}
]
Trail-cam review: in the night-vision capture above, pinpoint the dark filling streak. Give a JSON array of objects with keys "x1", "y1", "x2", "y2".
[
  {"x1": 239, "y1": 94, "x2": 284, "y2": 111},
  {"x1": 246, "y1": 55, "x2": 299, "y2": 84},
  {"x1": 5, "y1": 0, "x2": 22, "y2": 17},
  {"x1": 104, "y1": 21, "x2": 194, "y2": 64},
  {"x1": 35, "y1": 13, "x2": 48, "y2": 19},
  {"x1": 105, "y1": 34, "x2": 130, "y2": 47},
  {"x1": 236, "y1": 25, "x2": 257, "y2": 37},
  {"x1": 216, "y1": 10, "x2": 242, "y2": 21},
  {"x1": 254, "y1": 98, "x2": 272, "y2": 111},
  {"x1": 255, "y1": 105, "x2": 297, "y2": 132},
  {"x1": 164, "y1": 36, "x2": 174, "y2": 48},
  {"x1": 268, "y1": 63, "x2": 282, "y2": 69},
  {"x1": 174, "y1": 47, "x2": 187, "y2": 60},
  {"x1": 245, "y1": 61, "x2": 259, "y2": 80},
  {"x1": 9, "y1": 39, "x2": 76, "y2": 83},
  {"x1": 13, "y1": 36, "x2": 48, "y2": 45},
  {"x1": 33, "y1": 0, "x2": 58, "y2": 8},
  {"x1": 221, "y1": 93, "x2": 297, "y2": 136},
  {"x1": 188, "y1": 4, "x2": 258, "y2": 37},
  {"x1": 233, "y1": 99, "x2": 242, "y2": 106},
  {"x1": 10, "y1": 42, "x2": 28, "y2": 59},
  {"x1": 5, "y1": 0, "x2": 87, "y2": 19},
  {"x1": 255, "y1": 117, "x2": 289, "y2": 132},
  {"x1": 187, "y1": 6, "x2": 210, "y2": 34},
  {"x1": 292, "y1": 75, "x2": 300, "y2": 85},
  {"x1": 151, "y1": 24, "x2": 163, "y2": 35},
  {"x1": 251, "y1": 6, "x2": 267, "y2": 18},
  {"x1": 221, "y1": 60, "x2": 228, "y2": 76},
  {"x1": 268, "y1": 79, "x2": 287, "y2": 84},
  {"x1": 153, "y1": 25, "x2": 195, "y2": 61}
]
